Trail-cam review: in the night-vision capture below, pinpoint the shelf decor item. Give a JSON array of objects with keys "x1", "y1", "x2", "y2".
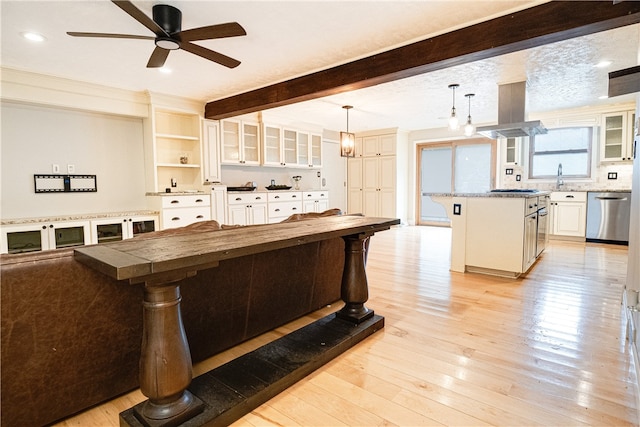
[{"x1": 292, "y1": 175, "x2": 302, "y2": 190}]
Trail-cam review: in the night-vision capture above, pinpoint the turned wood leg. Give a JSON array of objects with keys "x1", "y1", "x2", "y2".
[
  {"x1": 337, "y1": 233, "x2": 374, "y2": 323},
  {"x1": 133, "y1": 282, "x2": 203, "y2": 426}
]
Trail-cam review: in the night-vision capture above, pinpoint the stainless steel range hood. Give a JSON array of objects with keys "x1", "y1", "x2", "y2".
[{"x1": 476, "y1": 81, "x2": 547, "y2": 139}]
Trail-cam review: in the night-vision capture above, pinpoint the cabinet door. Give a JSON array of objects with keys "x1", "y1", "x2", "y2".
[
  {"x1": 1, "y1": 223, "x2": 50, "y2": 254},
  {"x1": 297, "y1": 132, "x2": 309, "y2": 167},
  {"x1": 523, "y1": 213, "x2": 538, "y2": 271},
  {"x1": 249, "y1": 204, "x2": 268, "y2": 225},
  {"x1": 49, "y1": 221, "x2": 91, "y2": 249},
  {"x1": 242, "y1": 122, "x2": 261, "y2": 165},
  {"x1": 317, "y1": 199, "x2": 329, "y2": 212},
  {"x1": 378, "y1": 134, "x2": 397, "y2": 156},
  {"x1": 228, "y1": 205, "x2": 248, "y2": 226},
  {"x1": 263, "y1": 124, "x2": 281, "y2": 165},
  {"x1": 554, "y1": 202, "x2": 586, "y2": 237},
  {"x1": 347, "y1": 158, "x2": 363, "y2": 214},
  {"x1": 362, "y1": 136, "x2": 379, "y2": 157},
  {"x1": 202, "y1": 119, "x2": 221, "y2": 183},
  {"x1": 362, "y1": 189, "x2": 379, "y2": 217},
  {"x1": 362, "y1": 157, "x2": 379, "y2": 191},
  {"x1": 221, "y1": 120, "x2": 241, "y2": 163},
  {"x1": 91, "y1": 218, "x2": 126, "y2": 244},
  {"x1": 310, "y1": 134, "x2": 322, "y2": 167},
  {"x1": 282, "y1": 128, "x2": 298, "y2": 166}
]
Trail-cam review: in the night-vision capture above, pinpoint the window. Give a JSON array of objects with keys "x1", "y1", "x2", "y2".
[{"x1": 529, "y1": 127, "x2": 593, "y2": 179}]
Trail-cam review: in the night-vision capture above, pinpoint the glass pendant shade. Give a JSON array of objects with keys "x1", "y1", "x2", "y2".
[
  {"x1": 464, "y1": 93, "x2": 475, "y2": 136},
  {"x1": 448, "y1": 84, "x2": 460, "y2": 130}
]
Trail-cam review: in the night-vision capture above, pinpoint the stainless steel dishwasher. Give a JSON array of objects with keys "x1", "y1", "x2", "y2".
[{"x1": 586, "y1": 191, "x2": 631, "y2": 244}]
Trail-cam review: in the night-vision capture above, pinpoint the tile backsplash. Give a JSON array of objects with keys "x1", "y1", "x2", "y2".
[{"x1": 500, "y1": 163, "x2": 633, "y2": 191}]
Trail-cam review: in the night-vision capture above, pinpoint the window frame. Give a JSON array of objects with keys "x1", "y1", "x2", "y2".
[{"x1": 527, "y1": 127, "x2": 593, "y2": 180}]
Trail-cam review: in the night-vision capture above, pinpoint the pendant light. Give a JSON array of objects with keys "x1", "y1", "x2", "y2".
[
  {"x1": 464, "y1": 93, "x2": 475, "y2": 137},
  {"x1": 448, "y1": 84, "x2": 460, "y2": 130},
  {"x1": 340, "y1": 105, "x2": 355, "y2": 157}
]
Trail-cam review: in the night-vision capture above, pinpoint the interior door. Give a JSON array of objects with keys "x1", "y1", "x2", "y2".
[{"x1": 419, "y1": 146, "x2": 452, "y2": 225}]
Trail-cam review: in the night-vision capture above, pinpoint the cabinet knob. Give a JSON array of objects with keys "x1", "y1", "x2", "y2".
[
  {"x1": 275, "y1": 195, "x2": 280, "y2": 199},
  {"x1": 42, "y1": 225, "x2": 47, "y2": 230},
  {"x1": 275, "y1": 208, "x2": 280, "y2": 212},
  {"x1": 196, "y1": 215, "x2": 204, "y2": 219},
  {"x1": 292, "y1": 207, "x2": 297, "y2": 211},
  {"x1": 49, "y1": 224, "x2": 54, "y2": 228},
  {"x1": 292, "y1": 195, "x2": 297, "y2": 198},
  {"x1": 195, "y1": 199, "x2": 203, "y2": 203},
  {"x1": 235, "y1": 197, "x2": 242, "y2": 201},
  {"x1": 171, "y1": 200, "x2": 180, "y2": 204},
  {"x1": 255, "y1": 196, "x2": 262, "y2": 200},
  {"x1": 171, "y1": 217, "x2": 180, "y2": 221}
]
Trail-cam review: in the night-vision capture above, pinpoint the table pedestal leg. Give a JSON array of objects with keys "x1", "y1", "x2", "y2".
[
  {"x1": 337, "y1": 233, "x2": 374, "y2": 324},
  {"x1": 133, "y1": 282, "x2": 203, "y2": 426}
]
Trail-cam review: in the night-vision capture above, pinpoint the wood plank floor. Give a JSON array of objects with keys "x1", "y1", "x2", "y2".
[{"x1": 57, "y1": 225, "x2": 638, "y2": 426}]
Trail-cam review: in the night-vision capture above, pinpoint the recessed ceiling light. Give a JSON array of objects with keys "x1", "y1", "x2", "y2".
[
  {"x1": 595, "y1": 60, "x2": 612, "y2": 68},
  {"x1": 21, "y1": 32, "x2": 46, "y2": 42},
  {"x1": 159, "y1": 67, "x2": 172, "y2": 74}
]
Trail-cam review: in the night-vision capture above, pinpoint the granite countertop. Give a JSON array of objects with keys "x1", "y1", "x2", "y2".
[
  {"x1": 146, "y1": 191, "x2": 208, "y2": 196},
  {"x1": 1, "y1": 210, "x2": 160, "y2": 225},
  {"x1": 425, "y1": 191, "x2": 550, "y2": 198}
]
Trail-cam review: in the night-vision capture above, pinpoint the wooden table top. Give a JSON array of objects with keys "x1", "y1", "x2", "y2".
[{"x1": 74, "y1": 216, "x2": 400, "y2": 282}]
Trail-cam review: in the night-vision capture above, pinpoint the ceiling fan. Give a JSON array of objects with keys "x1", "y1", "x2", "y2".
[{"x1": 67, "y1": 0, "x2": 246, "y2": 69}]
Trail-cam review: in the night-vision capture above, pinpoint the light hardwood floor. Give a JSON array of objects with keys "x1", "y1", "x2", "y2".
[{"x1": 58, "y1": 225, "x2": 638, "y2": 426}]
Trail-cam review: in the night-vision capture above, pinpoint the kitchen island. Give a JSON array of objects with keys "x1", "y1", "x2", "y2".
[{"x1": 429, "y1": 191, "x2": 550, "y2": 277}]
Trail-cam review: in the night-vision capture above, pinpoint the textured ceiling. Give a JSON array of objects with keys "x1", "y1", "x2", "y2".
[{"x1": 1, "y1": 1, "x2": 638, "y2": 132}]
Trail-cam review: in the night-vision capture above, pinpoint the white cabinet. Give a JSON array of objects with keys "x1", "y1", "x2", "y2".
[
  {"x1": 303, "y1": 191, "x2": 329, "y2": 213},
  {"x1": 295, "y1": 132, "x2": 322, "y2": 168},
  {"x1": 1, "y1": 220, "x2": 91, "y2": 254},
  {"x1": 347, "y1": 131, "x2": 402, "y2": 218},
  {"x1": 601, "y1": 111, "x2": 636, "y2": 162},
  {"x1": 362, "y1": 156, "x2": 396, "y2": 217},
  {"x1": 549, "y1": 192, "x2": 587, "y2": 238},
  {"x1": 221, "y1": 119, "x2": 261, "y2": 165},
  {"x1": 503, "y1": 137, "x2": 524, "y2": 165},
  {"x1": 209, "y1": 185, "x2": 227, "y2": 224},
  {"x1": 362, "y1": 134, "x2": 396, "y2": 157},
  {"x1": 227, "y1": 192, "x2": 267, "y2": 225},
  {"x1": 267, "y1": 191, "x2": 303, "y2": 223},
  {"x1": 149, "y1": 194, "x2": 211, "y2": 230},
  {"x1": 90, "y1": 215, "x2": 158, "y2": 244},
  {"x1": 262, "y1": 125, "x2": 298, "y2": 167},
  {"x1": 465, "y1": 196, "x2": 541, "y2": 276},
  {"x1": 146, "y1": 107, "x2": 204, "y2": 193},
  {"x1": 202, "y1": 119, "x2": 221, "y2": 183}
]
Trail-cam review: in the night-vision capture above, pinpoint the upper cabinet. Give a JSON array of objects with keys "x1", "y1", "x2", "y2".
[
  {"x1": 502, "y1": 137, "x2": 524, "y2": 165},
  {"x1": 145, "y1": 104, "x2": 203, "y2": 192},
  {"x1": 362, "y1": 134, "x2": 397, "y2": 157},
  {"x1": 202, "y1": 119, "x2": 221, "y2": 183},
  {"x1": 221, "y1": 119, "x2": 261, "y2": 166},
  {"x1": 261, "y1": 123, "x2": 322, "y2": 168},
  {"x1": 601, "y1": 110, "x2": 636, "y2": 162}
]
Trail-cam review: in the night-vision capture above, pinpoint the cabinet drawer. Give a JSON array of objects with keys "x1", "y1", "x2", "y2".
[
  {"x1": 550, "y1": 191, "x2": 587, "y2": 202},
  {"x1": 269, "y1": 201, "x2": 303, "y2": 217},
  {"x1": 267, "y1": 191, "x2": 302, "y2": 202},
  {"x1": 304, "y1": 191, "x2": 328, "y2": 200},
  {"x1": 162, "y1": 207, "x2": 210, "y2": 229},
  {"x1": 227, "y1": 193, "x2": 267, "y2": 205},
  {"x1": 161, "y1": 195, "x2": 211, "y2": 208}
]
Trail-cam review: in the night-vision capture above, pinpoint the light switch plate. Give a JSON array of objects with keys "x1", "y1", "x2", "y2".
[
  {"x1": 67, "y1": 164, "x2": 75, "y2": 174},
  {"x1": 52, "y1": 164, "x2": 60, "y2": 174}
]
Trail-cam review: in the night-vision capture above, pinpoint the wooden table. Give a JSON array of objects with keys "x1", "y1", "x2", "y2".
[{"x1": 75, "y1": 215, "x2": 399, "y2": 427}]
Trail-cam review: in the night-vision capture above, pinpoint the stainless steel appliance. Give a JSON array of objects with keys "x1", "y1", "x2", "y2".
[
  {"x1": 586, "y1": 191, "x2": 631, "y2": 244},
  {"x1": 536, "y1": 195, "x2": 549, "y2": 256}
]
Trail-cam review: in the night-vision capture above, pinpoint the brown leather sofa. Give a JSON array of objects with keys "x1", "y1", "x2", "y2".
[{"x1": 1, "y1": 213, "x2": 344, "y2": 427}]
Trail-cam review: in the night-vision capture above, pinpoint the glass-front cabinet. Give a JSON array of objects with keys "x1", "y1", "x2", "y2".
[
  {"x1": 601, "y1": 110, "x2": 636, "y2": 162},
  {"x1": 1, "y1": 221, "x2": 91, "y2": 254},
  {"x1": 90, "y1": 215, "x2": 158, "y2": 244},
  {"x1": 221, "y1": 119, "x2": 261, "y2": 165}
]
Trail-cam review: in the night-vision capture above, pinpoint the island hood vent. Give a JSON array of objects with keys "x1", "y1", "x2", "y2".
[{"x1": 476, "y1": 81, "x2": 547, "y2": 139}]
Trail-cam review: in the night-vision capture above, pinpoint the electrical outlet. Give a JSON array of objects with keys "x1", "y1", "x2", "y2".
[
  {"x1": 607, "y1": 172, "x2": 618, "y2": 180},
  {"x1": 52, "y1": 164, "x2": 60, "y2": 174},
  {"x1": 453, "y1": 204, "x2": 462, "y2": 215},
  {"x1": 505, "y1": 168, "x2": 513, "y2": 175},
  {"x1": 516, "y1": 174, "x2": 521, "y2": 181},
  {"x1": 67, "y1": 164, "x2": 75, "y2": 174}
]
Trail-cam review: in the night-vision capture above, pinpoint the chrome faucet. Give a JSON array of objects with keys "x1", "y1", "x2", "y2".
[{"x1": 556, "y1": 163, "x2": 564, "y2": 189}]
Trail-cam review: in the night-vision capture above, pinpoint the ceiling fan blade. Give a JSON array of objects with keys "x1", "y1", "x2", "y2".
[
  {"x1": 146, "y1": 47, "x2": 170, "y2": 68},
  {"x1": 112, "y1": 0, "x2": 169, "y2": 37},
  {"x1": 179, "y1": 22, "x2": 246, "y2": 42},
  {"x1": 67, "y1": 32, "x2": 154, "y2": 40},
  {"x1": 180, "y1": 41, "x2": 241, "y2": 68}
]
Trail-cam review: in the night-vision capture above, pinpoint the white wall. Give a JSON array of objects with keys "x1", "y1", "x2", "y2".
[{"x1": 1, "y1": 102, "x2": 147, "y2": 219}]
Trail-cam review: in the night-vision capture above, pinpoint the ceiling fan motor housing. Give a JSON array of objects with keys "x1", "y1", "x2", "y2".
[{"x1": 153, "y1": 4, "x2": 182, "y2": 35}]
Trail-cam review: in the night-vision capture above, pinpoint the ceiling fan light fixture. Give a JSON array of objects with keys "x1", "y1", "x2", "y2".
[
  {"x1": 156, "y1": 37, "x2": 180, "y2": 50},
  {"x1": 340, "y1": 105, "x2": 355, "y2": 158},
  {"x1": 448, "y1": 84, "x2": 460, "y2": 130},
  {"x1": 21, "y1": 31, "x2": 46, "y2": 42},
  {"x1": 464, "y1": 93, "x2": 475, "y2": 137}
]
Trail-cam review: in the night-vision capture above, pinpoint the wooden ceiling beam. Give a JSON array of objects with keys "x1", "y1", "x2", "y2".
[{"x1": 205, "y1": 1, "x2": 640, "y2": 120}]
